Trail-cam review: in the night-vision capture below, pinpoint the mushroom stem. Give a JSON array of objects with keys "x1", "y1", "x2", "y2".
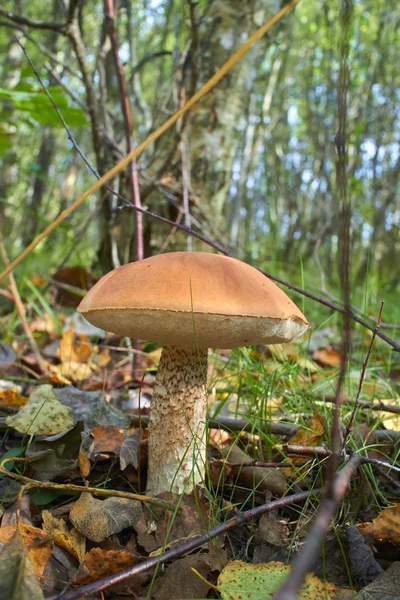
[{"x1": 147, "y1": 345, "x2": 208, "y2": 496}]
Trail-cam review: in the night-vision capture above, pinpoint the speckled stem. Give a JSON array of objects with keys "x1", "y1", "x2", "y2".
[{"x1": 147, "y1": 345, "x2": 208, "y2": 495}]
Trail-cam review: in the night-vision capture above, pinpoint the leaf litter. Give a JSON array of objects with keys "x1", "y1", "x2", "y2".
[{"x1": 0, "y1": 301, "x2": 399, "y2": 599}]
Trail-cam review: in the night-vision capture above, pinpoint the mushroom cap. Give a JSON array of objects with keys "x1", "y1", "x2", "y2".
[{"x1": 78, "y1": 252, "x2": 309, "y2": 349}]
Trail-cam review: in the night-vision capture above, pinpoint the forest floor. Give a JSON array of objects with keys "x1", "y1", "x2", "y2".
[{"x1": 0, "y1": 268, "x2": 399, "y2": 599}]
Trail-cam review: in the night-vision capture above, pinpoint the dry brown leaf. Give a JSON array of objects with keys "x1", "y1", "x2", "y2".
[
  {"x1": 376, "y1": 407, "x2": 400, "y2": 432},
  {"x1": 42, "y1": 510, "x2": 86, "y2": 562},
  {"x1": 358, "y1": 504, "x2": 400, "y2": 545},
  {"x1": 57, "y1": 325, "x2": 107, "y2": 382},
  {"x1": 30, "y1": 275, "x2": 47, "y2": 288},
  {"x1": 313, "y1": 347, "x2": 341, "y2": 368},
  {"x1": 78, "y1": 448, "x2": 91, "y2": 478},
  {"x1": 93, "y1": 425, "x2": 125, "y2": 455},
  {"x1": 289, "y1": 411, "x2": 326, "y2": 447},
  {"x1": 93, "y1": 347, "x2": 111, "y2": 369},
  {"x1": 52, "y1": 361, "x2": 92, "y2": 382},
  {"x1": 30, "y1": 313, "x2": 58, "y2": 335},
  {"x1": 0, "y1": 524, "x2": 53, "y2": 576},
  {"x1": 69, "y1": 493, "x2": 143, "y2": 543},
  {"x1": 73, "y1": 547, "x2": 138, "y2": 584},
  {"x1": 0, "y1": 389, "x2": 28, "y2": 406}
]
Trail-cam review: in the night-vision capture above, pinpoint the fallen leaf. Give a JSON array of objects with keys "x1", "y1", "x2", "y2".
[
  {"x1": 120, "y1": 429, "x2": 141, "y2": 470},
  {"x1": 149, "y1": 554, "x2": 213, "y2": 599},
  {"x1": 220, "y1": 444, "x2": 287, "y2": 496},
  {"x1": 42, "y1": 510, "x2": 86, "y2": 562},
  {"x1": 73, "y1": 547, "x2": 138, "y2": 584},
  {"x1": 93, "y1": 425, "x2": 125, "y2": 455},
  {"x1": 347, "y1": 525, "x2": 383, "y2": 585},
  {"x1": 2, "y1": 495, "x2": 39, "y2": 527},
  {"x1": 358, "y1": 504, "x2": 400, "y2": 545},
  {"x1": 52, "y1": 360, "x2": 92, "y2": 383},
  {"x1": 355, "y1": 561, "x2": 400, "y2": 599},
  {"x1": 313, "y1": 347, "x2": 341, "y2": 368},
  {"x1": 0, "y1": 343, "x2": 16, "y2": 370},
  {"x1": 25, "y1": 422, "x2": 85, "y2": 478},
  {"x1": 139, "y1": 493, "x2": 209, "y2": 554},
  {"x1": 30, "y1": 313, "x2": 58, "y2": 335},
  {"x1": 6, "y1": 384, "x2": 74, "y2": 436},
  {"x1": 254, "y1": 511, "x2": 290, "y2": 547},
  {"x1": 0, "y1": 524, "x2": 53, "y2": 576},
  {"x1": 55, "y1": 386, "x2": 130, "y2": 430},
  {"x1": 217, "y1": 560, "x2": 336, "y2": 599},
  {"x1": 0, "y1": 478, "x2": 22, "y2": 507},
  {"x1": 289, "y1": 411, "x2": 326, "y2": 447},
  {"x1": 69, "y1": 493, "x2": 143, "y2": 543},
  {"x1": 0, "y1": 389, "x2": 28, "y2": 407},
  {"x1": 0, "y1": 529, "x2": 44, "y2": 600}
]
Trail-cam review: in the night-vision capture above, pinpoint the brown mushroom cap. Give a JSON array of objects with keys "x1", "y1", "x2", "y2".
[{"x1": 78, "y1": 252, "x2": 309, "y2": 349}]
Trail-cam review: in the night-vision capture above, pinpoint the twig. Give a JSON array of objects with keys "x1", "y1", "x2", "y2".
[
  {"x1": 0, "y1": 7, "x2": 65, "y2": 32},
  {"x1": 14, "y1": 36, "x2": 98, "y2": 179},
  {"x1": 105, "y1": 0, "x2": 143, "y2": 261},
  {"x1": 48, "y1": 488, "x2": 321, "y2": 600},
  {"x1": 343, "y1": 302, "x2": 384, "y2": 446},
  {"x1": 320, "y1": 395, "x2": 400, "y2": 415},
  {"x1": 0, "y1": 21, "x2": 83, "y2": 81},
  {"x1": 285, "y1": 444, "x2": 400, "y2": 474},
  {"x1": 0, "y1": 238, "x2": 48, "y2": 376},
  {"x1": 272, "y1": 455, "x2": 361, "y2": 600},
  {"x1": 0, "y1": 456, "x2": 175, "y2": 511}
]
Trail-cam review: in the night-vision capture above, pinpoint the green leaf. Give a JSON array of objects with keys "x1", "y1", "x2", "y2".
[
  {"x1": 0, "y1": 86, "x2": 88, "y2": 127},
  {"x1": 0, "y1": 125, "x2": 12, "y2": 157},
  {"x1": 0, "y1": 447, "x2": 24, "y2": 479},
  {"x1": 217, "y1": 561, "x2": 336, "y2": 599},
  {"x1": 31, "y1": 488, "x2": 67, "y2": 506}
]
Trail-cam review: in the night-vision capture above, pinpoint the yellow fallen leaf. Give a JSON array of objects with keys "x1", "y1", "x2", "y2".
[
  {"x1": 74, "y1": 547, "x2": 138, "y2": 584},
  {"x1": 0, "y1": 524, "x2": 53, "y2": 576},
  {"x1": 0, "y1": 389, "x2": 28, "y2": 407},
  {"x1": 42, "y1": 511, "x2": 86, "y2": 562},
  {"x1": 358, "y1": 504, "x2": 400, "y2": 545}
]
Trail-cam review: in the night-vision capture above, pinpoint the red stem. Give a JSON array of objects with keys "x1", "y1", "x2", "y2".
[{"x1": 105, "y1": 0, "x2": 143, "y2": 261}]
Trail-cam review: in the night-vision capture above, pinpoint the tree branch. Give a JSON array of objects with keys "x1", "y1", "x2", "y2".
[
  {"x1": 272, "y1": 455, "x2": 361, "y2": 600},
  {"x1": 0, "y1": 6, "x2": 66, "y2": 33},
  {"x1": 105, "y1": 0, "x2": 143, "y2": 261}
]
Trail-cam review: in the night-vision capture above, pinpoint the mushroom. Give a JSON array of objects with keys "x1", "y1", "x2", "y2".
[{"x1": 78, "y1": 252, "x2": 309, "y2": 496}]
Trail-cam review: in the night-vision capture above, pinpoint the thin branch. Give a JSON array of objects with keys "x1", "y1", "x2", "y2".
[
  {"x1": 14, "y1": 37, "x2": 97, "y2": 178},
  {"x1": 285, "y1": 444, "x2": 400, "y2": 474},
  {"x1": 105, "y1": 0, "x2": 143, "y2": 261},
  {"x1": 0, "y1": 21, "x2": 83, "y2": 81},
  {"x1": 0, "y1": 456, "x2": 175, "y2": 511},
  {"x1": 327, "y1": 0, "x2": 353, "y2": 482},
  {"x1": 131, "y1": 50, "x2": 172, "y2": 73},
  {"x1": 0, "y1": 237, "x2": 48, "y2": 375},
  {"x1": 343, "y1": 301, "x2": 384, "y2": 445},
  {"x1": 0, "y1": 6, "x2": 66, "y2": 33},
  {"x1": 48, "y1": 488, "x2": 321, "y2": 600},
  {"x1": 272, "y1": 455, "x2": 362, "y2": 600}
]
